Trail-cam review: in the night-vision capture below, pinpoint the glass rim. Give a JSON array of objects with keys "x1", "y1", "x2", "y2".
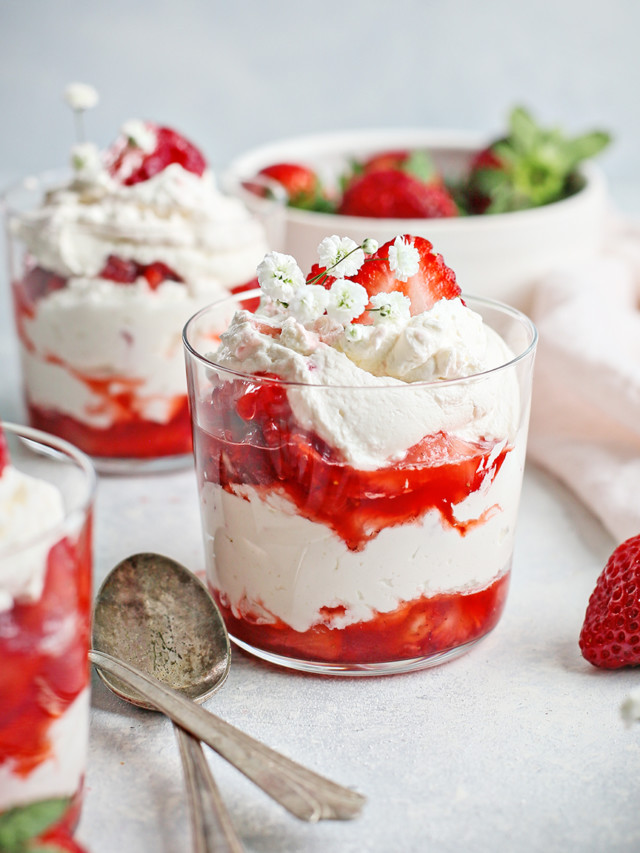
[
  {"x1": 182, "y1": 290, "x2": 538, "y2": 391},
  {"x1": 0, "y1": 421, "x2": 97, "y2": 560}
]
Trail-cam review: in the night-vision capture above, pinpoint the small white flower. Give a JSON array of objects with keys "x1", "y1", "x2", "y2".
[
  {"x1": 388, "y1": 235, "x2": 420, "y2": 282},
  {"x1": 257, "y1": 251, "x2": 306, "y2": 304},
  {"x1": 121, "y1": 119, "x2": 157, "y2": 153},
  {"x1": 70, "y1": 143, "x2": 103, "y2": 180},
  {"x1": 289, "y1": 285, "x2": 330, "y2": 324},
  {"x1": 317, "y1": 235, "x2": 365, "y2": 278},
  {"x1": 326, "y1": 279, "x2": 369, "y2": 325},
  {"x1": 343, "y1": 323, "x2": 366, "y2": 342},
  {"x1": 64, "y1": 83, "x2": 99, "y2": 112},
  {"x1": 361, "y1": 237, "x2": 379, "y2": 255},
  {"x1": 370, "y1": 292, "x2": 411, "y2": 323}
]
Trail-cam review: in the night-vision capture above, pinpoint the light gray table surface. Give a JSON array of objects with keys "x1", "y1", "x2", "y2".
[{"x1": 1, "y1": 184, "x2": 640, "y2": 853}]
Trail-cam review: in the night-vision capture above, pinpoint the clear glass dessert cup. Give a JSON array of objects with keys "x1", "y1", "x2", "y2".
[
  {"x1": 0, "y1": 422, "x2": 95, "y2": 837},
  {"x1": 184, "y1": 291, "x2": 537, "y2": 676},
  {"x1": 2, "y1": 171, "x2": 284, "y2": 475}
]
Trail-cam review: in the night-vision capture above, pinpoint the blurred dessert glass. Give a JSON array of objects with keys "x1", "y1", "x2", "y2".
[{"x1": 0, "y1": 422, "x2": 95, "y2": 841}]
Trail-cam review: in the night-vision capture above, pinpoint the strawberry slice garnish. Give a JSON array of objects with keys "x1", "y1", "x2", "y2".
[
  {"x1": 348, "y1": 235, "x2": 460, "y2": 317},
  {"x1": 105, "y1": 122, "x2": 207, "y2": 186},
  {"x1": 579, "y1": 534, "x2": 640, "y2": 669},
  {"x1": 338, "y1": 169, "x2": 458, "y2": 219}
]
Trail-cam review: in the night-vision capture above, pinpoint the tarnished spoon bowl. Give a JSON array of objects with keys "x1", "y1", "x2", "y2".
[{"x1": 92, "y1": 552, "x2": 230, "y2": 706}]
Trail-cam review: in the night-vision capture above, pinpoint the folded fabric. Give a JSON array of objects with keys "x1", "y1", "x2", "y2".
[{"x1": 527, "y1": 217, "x2": 640, "y2": 544}]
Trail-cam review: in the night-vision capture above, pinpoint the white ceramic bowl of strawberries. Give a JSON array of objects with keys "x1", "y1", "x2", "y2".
[{"x1": 226, "y1": 126, "x2": 609, "y2": 313}]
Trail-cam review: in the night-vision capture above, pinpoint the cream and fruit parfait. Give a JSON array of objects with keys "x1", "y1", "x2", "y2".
[
  {"x1": 183, "y1": 233, "x2": 537, "y2": 674},
  {"x1": 0, "y1": 422, "x2": 94, "y2": 851},
  {"x1": 5, "y1": 88, "x2": 269, "y2": 469}
]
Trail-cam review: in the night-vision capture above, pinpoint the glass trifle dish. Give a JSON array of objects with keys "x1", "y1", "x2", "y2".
[
  {"x1": 0, "y1": 422, "x2": 95, "y2": 850},
  {"x1": 183, "y1": 233, "x2": 537, "y2": 675},
  {"x1": 4, "y1": 88, "x2": 275, "y2": 473}
]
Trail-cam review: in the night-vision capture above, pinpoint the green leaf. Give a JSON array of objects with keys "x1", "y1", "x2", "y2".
[
  {"x1": 508, "y1": 106, "x2": 539, "y2": 154},
  {"x1": 402, "y1": 149, "x2": 436, "y2": 183},
  {"x1": 566, "y1": 130, "x2": 612, "y2": 167},
  {"x1": 0, "y1": 798, "x2": 70, "y2": 852}
]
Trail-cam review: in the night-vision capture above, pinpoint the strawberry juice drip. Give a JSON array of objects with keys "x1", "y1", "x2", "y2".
[
  {"x1": 0, "y1": 520, "x2": 92, "y2": 780},
  {"x1": 194, "y1": 375, "x2": 512, "y2": 663}
]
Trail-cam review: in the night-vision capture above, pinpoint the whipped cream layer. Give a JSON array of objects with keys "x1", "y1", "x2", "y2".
[
  {"x1": 13, "y1": 165, "x2": 267, "y2": 287},
  {"x1": 210, "y1": 297, "x2": 520, "y2": 469},
  {"x1": 0, "y1": 465, "x2": 65, "y2": 611},
  {"x1": 21, "y1": 278, "x2": 208, "y2": 426},
  {"x1": 203, "y1": 435, "x2": 524, "y2": 633}
]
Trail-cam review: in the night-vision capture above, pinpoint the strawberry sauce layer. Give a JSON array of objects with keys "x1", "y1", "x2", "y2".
[
  {"x1": 194, "y1": 375, "x2": 509, "y2": 551},
  {"x1": 194, "y1": 375, "x2": 512, "y2": 663},
  {"x1": 0, "y1": 519, "x2": 92, "y2": 778},
  {"x1": 213, "y1": 574, "x2": 510, "y2": 664},
  {"x1": 28, "y1": 400, "x2": 192, "y2": 459}
]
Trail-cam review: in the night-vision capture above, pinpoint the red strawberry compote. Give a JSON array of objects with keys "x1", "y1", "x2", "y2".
[
  {"x1": 0, "y1": 423, "x2": 94, "y2": 838},
  {"x1": 184, "y1": 235, "x2": 537, "y2": 674},
  {"x1": 6, "y1": 116, "x2": 269, "y2": 470}
]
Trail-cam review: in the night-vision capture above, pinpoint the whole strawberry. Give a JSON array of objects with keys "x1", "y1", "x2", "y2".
[
  {"x1": 579, "y1": 534, "x2": 640, "y2": 669},
  {"x1": 338, "y1": 169, "x2": 458, "y2": 219},
  {"x1": 258, "y1": 162, "x2": 334, "y2": 212}
]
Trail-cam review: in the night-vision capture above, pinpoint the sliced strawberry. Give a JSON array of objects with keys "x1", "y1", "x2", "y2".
[
  {"x1": 99, "y1": 255, "x2": 183, "y2": 290},
  {"x1": 99, "y1": 255, "x2": 138, "y2": 283},
  {"x1": 348, "y1": 235, "x2": 460, "y2": 317},
  {"x1": 305, "y1": 263, "x2": 336, "y2": 289},
  {"x1": 579, "y1": 534, "x2": 640, "y2": 669},
  {"x1": 338, "y1": 169, "x2": 458, "y2": 219},
  {"x1": 105, "y1": 122, "x2": 207, "y2": 186}
]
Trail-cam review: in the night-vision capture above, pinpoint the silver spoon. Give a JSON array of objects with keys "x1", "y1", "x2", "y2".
[
  {"x1": 92, "y1": 552, "x2": 244, "y2": 852},
  {"x1": 91, "y1": 553, "x2": 365, "y2": 823}
]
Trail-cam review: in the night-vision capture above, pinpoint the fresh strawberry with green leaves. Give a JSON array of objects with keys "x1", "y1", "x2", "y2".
[
  {"x1": 464, "y1": 106, "x2": 611, "y2": 214},
  {"x1": 348, "y1": 234, "x2": 460, "y2": 316},
  {"x1": 579, "y1": 534, "x2": 640, "y2": 669},
  {"x1": 105, "y1": 121, "x2": 207, "y2": 186},
  {"x1": 258, "y1": 162, "x2": 334, "y2": 213}
]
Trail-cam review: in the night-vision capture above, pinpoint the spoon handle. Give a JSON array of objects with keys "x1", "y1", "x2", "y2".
[
  {"x1": 175, "y1": 725, "x2": 245, "y2": 853},
  {"x1": 90, "y1": 650, "x2": 365, "y2": 822}
]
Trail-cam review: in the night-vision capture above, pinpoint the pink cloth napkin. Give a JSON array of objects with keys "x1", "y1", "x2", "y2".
[{"x1": 528, "y1": 217, "x2": 640, "y2": 544}]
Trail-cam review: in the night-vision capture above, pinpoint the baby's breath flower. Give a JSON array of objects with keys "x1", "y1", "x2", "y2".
[
  {"x1": 388, "y1": 235, "x2": 420, "y2": 282},
  {"x1": 64, "y1": 83, "x2": 99, "y2": 112},
  {"x1": 121, "y1": 119, "x2": 157, "y2": 153},
  {"x1": 621, "y1": 688, "x2": 640, "y2": 727},
  {"x1": 343, "y1": 323, "x2": 366, "y2": 342},
  {"x1": 361, "y1": 237, "x2": 379, "y2": 255},
  {"x1": 370, "y1": 292, "x2": 411, "y2": 324},
  {"x1": 257, "y1": 251, "x2": 306, "y2": 304},
  {"x1": 326, "y1": 279, "x2": 369, "y2": 325},
  {"x1": 70, "y1": 143, "x2": 103, "y2": 181},
  {"x1": 317, "y1": 235, "x2": 365, "y2": 278},
  {"x1": 289, "y1": 284, "x2": 330, "y2": 324}
]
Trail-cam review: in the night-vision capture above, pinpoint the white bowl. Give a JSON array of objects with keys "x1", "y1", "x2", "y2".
[{"x1": 226, "y1": 128, "x2": 609, "y2": 312}]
